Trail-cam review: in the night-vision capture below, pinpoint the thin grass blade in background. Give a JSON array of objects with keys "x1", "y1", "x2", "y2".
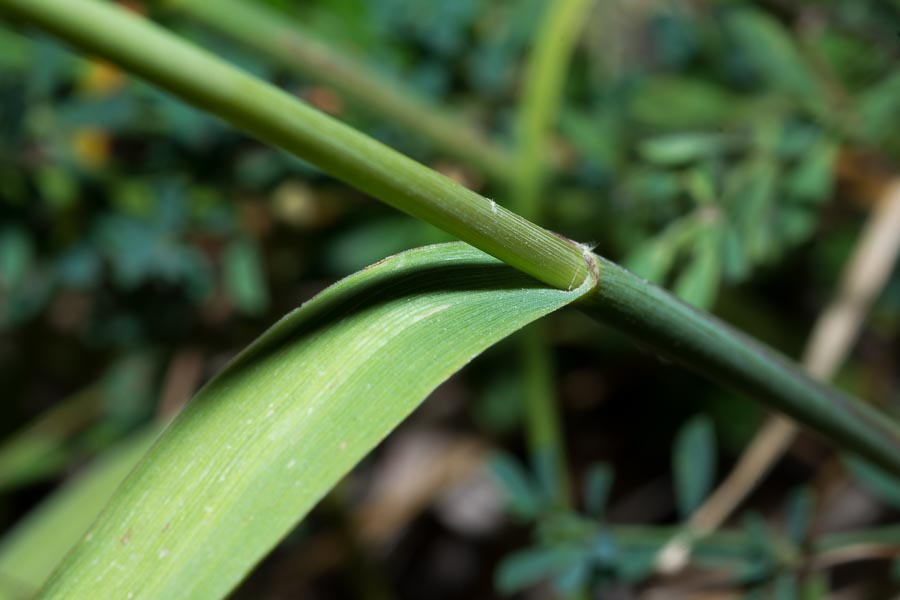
[{"x1": 0, "y1": 428, "x2": 162, "y2": 599}]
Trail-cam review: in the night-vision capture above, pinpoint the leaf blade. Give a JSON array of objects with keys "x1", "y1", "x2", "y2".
[{"x1": 40, "y1": 242, "x2": 592, "y2": 599}]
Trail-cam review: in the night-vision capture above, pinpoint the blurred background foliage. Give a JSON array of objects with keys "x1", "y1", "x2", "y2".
[{"x1": 2, "y1": 0, "x2": 900, "y2": 598}]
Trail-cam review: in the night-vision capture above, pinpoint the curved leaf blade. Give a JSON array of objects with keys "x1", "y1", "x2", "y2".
[{"x1": 40, "y1": 242, "x2": 593, "y2": 599}]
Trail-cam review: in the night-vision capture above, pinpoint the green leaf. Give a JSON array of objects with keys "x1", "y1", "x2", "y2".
[
  {"x1": 774, "y1": 573, "x2": 798, "y2": 600},
  {"x1": 673, "y1": 415, "x2": 717, "y2": 518},
  {"x1": 637, "y1": 132, "x2": 729, "y2": 167},
  {"x1": 623, "y1": 241, "x2": 676, "y2": 285},
  {"x1": 777, "y1": 205, "x2": 817, "y2": 247},
  {"x1": 553, "y1": 559, "x2": 589, "y2": 596},
  {"x1": 673, "y1": 255, "x2": 716, "y2": 309},
  {"x1": 741, "y1": 511, "x2": 778, "y2": 570},
  {"x1": 624, "y1": 215, "x2": 703, "y2": 284},
  {"x1": 800, "y1": 572, "x2": 829, "y2": 600},
  {"x1": 0, "y1": 27, "x2": 31, "y2": 71},
  {"x1": 40, "y1": 242, "x2": 593, "y2": 599},
  {"x1": 495, "y1": 545, "x2": 581, "y2": 595},
  {"x1": 673, "y1": 230, "x2": 722, "y2": 309},
  {"x1": 785, "y1": 141, "x2": 837, "y2": 205},
  {"x1": 559, "y1": 107, "x2": 624, "y2": 174},
  {"x1": 722, "y1": 225, "x2": 750, "y2": 281},
  {"x1": 222, "y1": 237, "x2": 269, "y2": 316},
  {"x1": 0, "y1": 227, "x2": 33, "y2": 289},
  {"x1": 489, "y1": 452, "x2": 544, "y2": 519},
  {"x1": 730, "y1": 158, "x2": 779, "y2": 263},
  {"x1": 784, "y1": 487, "x2": 814, "y2": 544},
  {"x1": 629, "y1": 76, "x2": 740, "y2": 129},
  {"x1": 859, "y1": 71, "x2": 900, "y2": 151},
  {"x1": 728, "y1": 9, "x2": 823, "y2": 111},
  {"x1": 0, "y1": 428, "x2": 162, "y2": 599},
  {"x1": 683, "y1": 167, "x2": 717, "y2": 206},
  {"x1": 616, "y1": 547, "x2": 657, "y2": 582},
  {"x1": 584, "y1": 463, "x2": 614, "y2": 519}
]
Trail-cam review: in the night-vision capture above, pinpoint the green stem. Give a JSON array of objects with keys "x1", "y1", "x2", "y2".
[
  {"x1": 519, "y1": 323, "x2": 570, "y2": 506},
  {"x1": 581, "y1": 257, "x2": 900, "y2": 476},
  {"x1": 0, "y1": 0, "x2": 588, "y2": 293},
  {"x1": 510, "y1": 0, "x2": 593, "y2": 508},
  {"x1": 513, "y1": 0, "x2": 592, "y2": 219},
  {"x1": 164, "y1": 0, "x2": 516, "y2": 182},
  {"x1": 4, "y1": 0, "x2": 900, "y2": 476}
]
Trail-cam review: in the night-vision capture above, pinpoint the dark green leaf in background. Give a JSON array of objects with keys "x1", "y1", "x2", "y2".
[{"x1": 673, "y1": 414, "x2": 717, "y2": 518}]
